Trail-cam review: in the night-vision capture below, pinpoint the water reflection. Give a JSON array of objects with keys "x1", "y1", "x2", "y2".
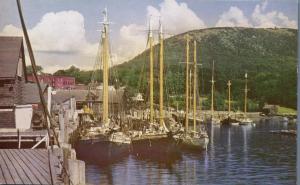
[{"x1": 86, "y1": 118, "x2": 296, "y2": 185}]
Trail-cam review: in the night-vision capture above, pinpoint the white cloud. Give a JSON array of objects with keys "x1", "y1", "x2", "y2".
[
  {"x1": 0, "y1": 10, "x2": 98, "y2": 73},
  {"x1": 116, "y1": 0, "x2": 206, "y2": 62},
  {"x1": 115, "y1": 23, "x2": 147, "y2": 63},
  {"x1": 147, "y1": 0, "x2": 206, "y2": 33},
  {"x1": 216, "y1": 1, "x2": 297, "y2": 29},
  {"x1": 215, "y1": 6, "x2": 251, "y2": 27},
  {"x1": 251, "y1": 1, "x2": 297, "y2": 28}
]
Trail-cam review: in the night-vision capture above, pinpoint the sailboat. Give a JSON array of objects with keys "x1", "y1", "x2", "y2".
[
  {"x1": 177, "y1": 37, "x2": 209, "y2": 150},
  {"x1": 130, "y1": 19, "x2": 180, "y2": 160},
  {"x1": 239, "y1": 73, "x2": 254, "y2": 125},
  {"x1": 208, "y1": 60, "x2": 221, "y2": 124},
  {"x1": 75, "y1": 9, "x2": 131, "y2": 164},
  {"x1": 221, "y1": 80, "x2": 240, "y2": 126}
]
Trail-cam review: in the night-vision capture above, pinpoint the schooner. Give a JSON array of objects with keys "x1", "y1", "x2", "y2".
[
  {"x1": 130, "y1": 18, "x2": 180, "y2": 160},
  {"x1": 75, "y1": 8, "x2": 131, "y2": 164},
  {"x1": 177, "y1": 36, "x2": 209, "y2": 150}
]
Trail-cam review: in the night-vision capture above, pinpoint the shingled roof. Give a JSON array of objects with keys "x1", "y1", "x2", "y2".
[
  {"x1": 23, "y1": 82, "x2": 48, "y2": 104},
  {"x1": 52, "y1": 88, "x2": 124, "y2": 104},
  {"x1": 0, "y1": 37, "x2": 24, "y2": 79}
]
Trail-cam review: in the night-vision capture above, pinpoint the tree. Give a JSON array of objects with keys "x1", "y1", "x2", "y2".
[{"x1": 26, "y1": 65, "x2": 43, "y2": 75}]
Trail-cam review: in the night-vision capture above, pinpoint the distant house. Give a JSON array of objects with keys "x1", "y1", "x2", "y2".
[
  {"x1": 262, "y1": 104, "x2": 278, "y2": 116},
  {"x1": 52, "y1": 86, "x2": 125, "y2": 118},
  {"x1": 0, "y1": 36, "x2": 48, "y2": 129},
  {"x1": 28, "y1": 74, "x2": 75, "y2": 89}
]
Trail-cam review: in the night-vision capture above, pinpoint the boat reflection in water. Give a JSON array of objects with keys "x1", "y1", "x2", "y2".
[{"x1": 85, "y1": 118, "x2": 296, "y2": 185}]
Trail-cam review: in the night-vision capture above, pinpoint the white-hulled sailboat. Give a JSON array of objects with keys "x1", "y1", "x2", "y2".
[
  {"x1": 239, "y1": 72, "x2": 254, "y2": 125},
  {"x1": 208, "y1": 60, "x2": 221, "y2": 124},
  {"x1": 176, "y1": 36, "x2": 209, "y2": 150},
  {"x1": 130, "y1": 18, "x2": 180, "y2": 161}
]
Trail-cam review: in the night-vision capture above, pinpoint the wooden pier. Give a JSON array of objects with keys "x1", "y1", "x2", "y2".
[{"x1": 0, "y1": 149, "x2": 62, "y2": 185}]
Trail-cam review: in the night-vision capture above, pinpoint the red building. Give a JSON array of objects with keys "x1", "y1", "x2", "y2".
[{"x1": 27, "y1": 75, "x2": 75, "y2": 89}]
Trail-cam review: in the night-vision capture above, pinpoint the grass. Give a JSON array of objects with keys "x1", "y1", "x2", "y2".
[{"x1": 277, "y1": 106, "x2": 297, "y2": 116}]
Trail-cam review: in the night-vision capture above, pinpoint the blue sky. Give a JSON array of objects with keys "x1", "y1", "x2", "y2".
[{"x1": 0, "y1": 0, "x2": 298, "y2": 72}]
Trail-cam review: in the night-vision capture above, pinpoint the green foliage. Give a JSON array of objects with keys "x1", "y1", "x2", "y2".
[
  {"x1": 51, "y1": 28, "x2": 297, "y2": 111},
  {"x1": 26, "y1": 65, "x2": 43, "y2": 75},
  {"x1": 112, "y1": 27, "x2": 297, "y2": 110},
  {"x1": 53, "y1": 65, "x2": 103, "y2": 85},
  {"x1": 277, "y1": 106, "x2": 297, "y2": 116}
]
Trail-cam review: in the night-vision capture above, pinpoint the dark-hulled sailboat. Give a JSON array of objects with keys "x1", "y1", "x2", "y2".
[
  {"x1": 130, "y1": 19, "x2": 180, "y2": 161},
  {"x1": 221, "y1": 80, "x2": 240, "y2": 126},
  {"x1": 75, "y1": 9, "x2": 131, "y2": 164}
]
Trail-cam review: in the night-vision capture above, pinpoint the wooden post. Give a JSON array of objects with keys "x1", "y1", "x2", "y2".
[
  {"x1": 68, "y1": 159, "x2": 85, "y2": 185},
  {"x1": 47, "y1": 86, "x2": 52, "y2": 128},
  {"x1": 17, "y1": 129, "x2": 21, "y2": 149},
  {"x1": 64, "y1": 110, "x2": 69, "y2": 143},
  {"x1": 62, "y1": 146, "x2": 71, "y2": 185},
  {"x1": 59, "y1": 108, "x2": 65, "y2": 144}
]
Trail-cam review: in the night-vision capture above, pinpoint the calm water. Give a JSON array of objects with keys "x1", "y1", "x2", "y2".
[{"x1": 85, "y1": 118, "x2": 296, "y2": 185}]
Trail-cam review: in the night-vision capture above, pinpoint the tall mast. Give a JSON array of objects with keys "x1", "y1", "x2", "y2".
[
  {"x1": 227, "y1": 80, "x2": 231, "y2": 114},
  {"x1": 149, "y1": 18, "x2": 154, "y2": 123},
  {"x1": 102, "y1": 8, "x2": 110, "y2": 125},
  {"x1": 244, "y1": 73, "x2": 248, "y2": 115},
  {"x1": 185, "y1": 35, "x2": 190, "y2": 132},
  {"x1": 159, "y1": 19, "x2": 164, "y2": 127},
  {"x1": 211, "y1": 60, "x2": 215, "y2": 117},
  {"x1": 198, "y1": 46, "x2": 202, "y2": 120},
  {"x1": 189, "y1": 69, "x2": 192, "y2": 112},
  {"x1": 193, "y1": 40, "x2": 197, "y2": 132}
]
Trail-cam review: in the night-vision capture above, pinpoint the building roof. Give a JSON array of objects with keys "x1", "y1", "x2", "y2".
[
  {"x1": 22, "y1": 82, "x2": 48, "y2": 104},
  {"x1": 0, "y1": 37, "x2": 23, "y2": 78},
  {"x1": 52, "y1": 90, "x2": 94, "y2": 104},
  {"x1": 52, "y1": 88, "x2": 124, "y2": 104}
]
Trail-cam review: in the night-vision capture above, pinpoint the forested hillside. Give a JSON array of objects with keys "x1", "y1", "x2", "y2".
[
  {"x1": 52, "y1": 27, "x2": 297, "y2": 111},
  {"x1": 114, "y1": 27, "x2": 297, "y2": 111}
]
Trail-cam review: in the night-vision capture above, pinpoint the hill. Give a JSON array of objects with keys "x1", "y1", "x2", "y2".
[{"x1": 113, "y1": 27, "x2": 297, "y2": 111}]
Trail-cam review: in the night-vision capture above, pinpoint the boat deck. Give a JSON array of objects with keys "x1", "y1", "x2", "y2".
[{"x1": 0, "y1": 149, "x2": 62, "y2": 185}]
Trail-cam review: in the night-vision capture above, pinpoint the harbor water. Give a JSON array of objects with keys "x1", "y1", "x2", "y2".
[{"x1": 84, "y1": 118, "x2": 296, "y2": 185}]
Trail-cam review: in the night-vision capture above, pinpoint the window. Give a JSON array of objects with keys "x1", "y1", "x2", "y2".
[{"x1": 17, "y1": 58, "x2": 23, "y2": 77}]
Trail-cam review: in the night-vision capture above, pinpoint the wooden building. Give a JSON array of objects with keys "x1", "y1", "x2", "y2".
[{"x1": 0, "y1": 36, "x2": 48, "y2": 129}]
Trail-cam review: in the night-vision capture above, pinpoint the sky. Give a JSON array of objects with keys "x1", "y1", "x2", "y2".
[{"x1": 0, "y1": 0, "x2": 298, "y2": 73}]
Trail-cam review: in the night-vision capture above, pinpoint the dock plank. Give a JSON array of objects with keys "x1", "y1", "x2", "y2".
[
  {"x1": 3, "y1": 150, "x2": 32, "y2": 184},
  {"x1": 48, "y1": 150, "x2": 58, "y2": 185},
  {"x1": 22, "y1": 149, "x2": 50, "y2": 173},
  {"x1": 0, "y1": 149, "x2": 61, "y2": 185},
  {"x1": 0, "y1": 164, "x2": 6, "y2": 184},
  {"x1": 9, "y1": 149, "x2": 49, "y2": 184},
  {"x1": 0, "y1": 151, "x2": 13, "y2": 184},
  {"x1": 33, "y1": 149, "x2": 48, "y2": 162},
  {"x1": 0, "y1": 150, "x2": 23, "y2": 184},
  {"x1": 26, "y1": 149, "x2": 48, "y2": 164}
]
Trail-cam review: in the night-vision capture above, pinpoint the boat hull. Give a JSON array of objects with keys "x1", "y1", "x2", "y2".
[
  {"x1": 75, "y1": 138, "x2": 130, "y2": 164},
  {"x1": 221, "y1": 117, "x2": 240, "y2": 126},
  {"x1": 179, "y1": 136, "x2": 209, "y2": 151},
  {"x1": 131, "y1": 134, "x2": 181, "y2": 161}
]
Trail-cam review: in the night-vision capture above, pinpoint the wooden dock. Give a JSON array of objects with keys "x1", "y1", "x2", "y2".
[{"x1": 0, "y1": 149, "x2": 62, "y2": 185}]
